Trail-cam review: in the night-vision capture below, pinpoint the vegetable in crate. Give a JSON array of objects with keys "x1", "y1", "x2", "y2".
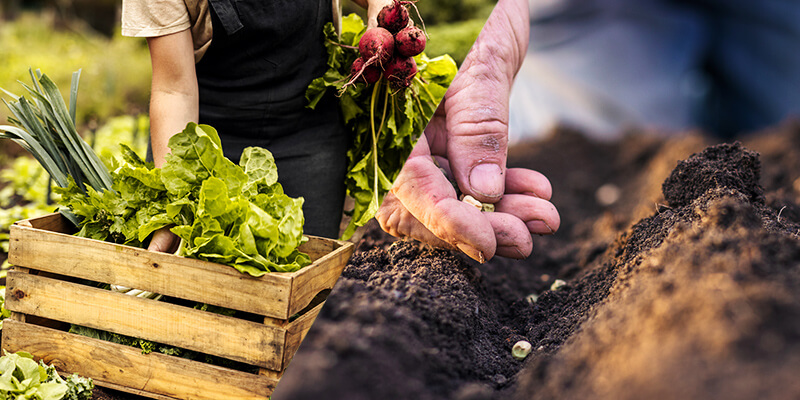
[
  {"x1": 1, "y1": 70, "x2": 309, "y2": 276},
  {"x1": 55, "y1": 123, "x2": 310, "y2": 275},
  {"x1": 0, "y1": 351, "x2": 94, "y2": 400},
  {"x1": 306, "y1": 13, "x2": 457, "y2": 239}
]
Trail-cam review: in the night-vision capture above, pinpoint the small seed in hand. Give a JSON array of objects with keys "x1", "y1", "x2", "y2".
[
  {"x1": 460, "y1": 194, "x2": 495, "y2": 212},
  {"x1": 460, "y1": 194, "x2": 483, "y2": 210}
]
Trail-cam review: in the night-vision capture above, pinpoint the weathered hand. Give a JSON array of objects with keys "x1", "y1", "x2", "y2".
[
  {"x1": 147, "y1": 227, "x2": 181, "y2": 254},
  {"x1": 375, "y1": 0, "x2": 560, "y2": 262}
]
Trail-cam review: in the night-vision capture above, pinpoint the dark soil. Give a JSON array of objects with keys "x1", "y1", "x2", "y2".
[
  {"x1": 271, "y1": 119, "x2": 800, "y2": 400},
  {"x1": 61, "y1": 119, "x2": 800, "y2": 400}
]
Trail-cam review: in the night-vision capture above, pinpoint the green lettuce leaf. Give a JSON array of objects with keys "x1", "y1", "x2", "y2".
[{"x1": 58, "y1": 122, "x2": 311, "y2": 275}]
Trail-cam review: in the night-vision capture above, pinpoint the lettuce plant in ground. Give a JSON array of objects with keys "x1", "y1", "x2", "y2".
[{"x1": 306, "y1": 14, "x2": 457, "y2": 239}]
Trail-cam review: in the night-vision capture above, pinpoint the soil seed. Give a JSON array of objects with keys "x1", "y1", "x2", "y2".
[
  {"x1": 550, "y1": 279, "x2": 566, "y2": 291},
  {"x1": 512, "y1": 340, "x2": 532, "y2": 360}
]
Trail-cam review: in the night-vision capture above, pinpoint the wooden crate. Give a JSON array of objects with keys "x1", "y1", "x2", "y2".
[{"x1": 1, "y1": 213, "x2": 353, "y2": 400}]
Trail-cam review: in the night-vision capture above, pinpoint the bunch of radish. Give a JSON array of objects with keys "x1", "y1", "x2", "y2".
[
  {"x1": 307, "y1": 5, "x2": 457, "y2": 240},
  {"x1": 346, "y1": 0, "x2": 426, "y2": 90}
]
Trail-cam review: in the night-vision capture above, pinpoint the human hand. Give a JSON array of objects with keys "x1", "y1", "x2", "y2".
[
  {"x1": 350, "y1": 0, "x2": 395, "y2": 29},
  {"x1": 375, "y1": 0, "x2": 560, "y2": 262},
  {"x1": 148, "y1": 227, "x2": 181, "y2": 254}
]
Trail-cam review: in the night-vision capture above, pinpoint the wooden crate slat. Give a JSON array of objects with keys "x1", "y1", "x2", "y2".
[
  {"x1": 5, "y1": 213, "x2": 354, "y2": 399},
  {"x1": 6, "y1": 271, "x2": 286, "y2": 370},
  {"x1": 287, "y1": 241, "x2": 352, "y2": 316},
  {"x1": 9, "y1": 221, "x2": 294, "y2": 318},
  {"x1": 282, "y1": 300, "x2": 325, "y2": 368},
  {"x1": 13, "y1": 213, "x2": 69, "y2": 233},
  {"x1": 91, "y1": 381, "x2": 181, "y2": 400},
  {"x1": 1, "y1": 320, "x2": 276, "y2": 400},
  {"x1": 9, "y1": 214, "x2": 353, "y2": 319}
]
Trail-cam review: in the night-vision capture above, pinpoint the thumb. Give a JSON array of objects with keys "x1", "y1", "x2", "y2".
[
  {"x1": 365, "y1": 0, "x2": 394, "y2": 29},
  {"x1": 444, "y1": 64, "x2": 511, "y2": 204},
  {"x1": 441, "y1": 0, "x2": 529, "y2": 203},
  {"x1": 148, "y1": 227, "x2": 179, "y2": 254}
]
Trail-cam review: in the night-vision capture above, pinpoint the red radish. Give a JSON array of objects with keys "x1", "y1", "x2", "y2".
[
  {"x1": 395, "y1": 25, "x2": 426, "y2": 57},
  {"x1": 358, "y1": 27, "x2": 395, "y2": 65},
  {"x1": 384, "y1": 56, "x2": 417, "y2": 88},
  {"x1": 350, "y1": 57, "x2": 382, "y2": 84},
  {"x1": 377, "y1": 0, "x2": 411, "y2": 34}
]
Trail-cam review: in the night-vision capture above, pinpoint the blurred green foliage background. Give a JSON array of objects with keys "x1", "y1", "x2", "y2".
[
  {"x1": 0, "y1": 13, "x2": 151, "y2": 126},
  {"x1": 0, "y1": 0, "x2": 495, "y2": 130}
]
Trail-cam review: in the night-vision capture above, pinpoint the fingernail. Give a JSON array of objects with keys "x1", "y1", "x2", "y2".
[
  {"x1": 469, "y1": 163, "x2": 503, "y2": 199},
  {"x1": 498, "y1": 245, "x2": 528, "y2": 259},
  {"x1": 456, "y1": 243, "x2": 485, "y2": 263},
  {"x1": 527, "y1": 220, "x2": 555, "y2": 235}
]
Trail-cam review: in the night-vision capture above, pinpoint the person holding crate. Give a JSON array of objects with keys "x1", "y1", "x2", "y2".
[
  {"x1": 121, "y1": 0, "x2": 393, "y2": 246},
  {"x1": 123, "y1": 0, "x2": 561, "y2": 261}
]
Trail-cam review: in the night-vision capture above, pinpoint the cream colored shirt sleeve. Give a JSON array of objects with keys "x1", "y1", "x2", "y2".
[{"x1": 121, "y1": 0, "x2": 191, "y2": 38}]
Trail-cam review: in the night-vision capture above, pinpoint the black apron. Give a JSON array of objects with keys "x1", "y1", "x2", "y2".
[{"x1": 196, "y1": 0, "x2": 349, "y2": 238}]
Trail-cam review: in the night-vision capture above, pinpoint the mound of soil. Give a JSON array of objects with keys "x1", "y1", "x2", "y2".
[{"x1": 272, "y1": 120, "x2": 800, "y2": 400}]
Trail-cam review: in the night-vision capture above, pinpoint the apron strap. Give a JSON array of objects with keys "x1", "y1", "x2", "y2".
[{"x1": 208, "y1": 0, "x2": 244, "y2": 35}]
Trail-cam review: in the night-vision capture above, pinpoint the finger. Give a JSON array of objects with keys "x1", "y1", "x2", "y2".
[
  {"x1": 423, "y1": 105, "x2": 447, "y2": 157},
  {"x1": 435, "y1": 0, "x2": 530, "y2": 204},
  {"x1": 148, "y1": 228, "x2": 180, "y2": 253},
  {"x1": 484, "y1": 212, "x2": 533, "y2": 259},
  {"x1": 495, "y1": 194, "x2": 560, "y2": 234},
  {"x1": 443, "y1": 72, "x2": 510, "y2": 204},
  {"x1": 366, "y1": 0, "x2": 394, "y2": 29},
  {"x1": 505, "y1": 168, "x2": 553, "y2": 200},
  {"x1": 376, "y1": 193, "x2": 455, "y2": 250},
  {"x1": 391, "y1": 154, "x2": 497, "y2": 262}
]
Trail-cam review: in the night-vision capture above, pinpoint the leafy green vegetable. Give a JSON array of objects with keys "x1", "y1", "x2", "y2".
[
  {"x1": 54, "y1": 123, "x2": 310, "y2": 275},
  {"x1": 2, "y1": 70, "x2": 309, "y2": 275},
  {"x1": 0, "y1": 115, "x2": 148, "y2": 258},
  {"x1": 1, "y1": 69, "x2": 114, "y2": 228},
  {"x1": 0, "y1": 350, "x2": 93, "y2": 400},
  {"x1": 306, "y1": 14, "x2": 458, "y2": 239}
]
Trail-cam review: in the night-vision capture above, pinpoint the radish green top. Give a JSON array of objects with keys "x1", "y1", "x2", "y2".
[{"x1": 306, "y1": 14, "x2": 457, "y2": 239}]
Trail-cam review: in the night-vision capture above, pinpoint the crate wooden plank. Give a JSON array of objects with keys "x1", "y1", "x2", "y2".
[
  {"x1": 6, "y1": 271, "x2": 286, "y2": 370},
  {"x1": 282, "y1": 300, "x2": 325, "y2": 368},
  {"x1": 300, "y1": 236, "x2": 344, "y2": 260},
  {"x1": 93, "y1": 381, "x2": 180, "y2": 400},
  {"x1": 13, "y1": 213, "x2": 67, "y2": 232},
  {"x1": 9, "y1": 214, "x2": 353, "y2": 319},
  {"x1": 1, "y1": 320, "x2": 276, "y2": 400},
  {"x1": 287, "y1": 240, "x2": 353, "y2": 316},
  {"x1": 9, "y1": 221, "x2": 292, "y2": 318}
]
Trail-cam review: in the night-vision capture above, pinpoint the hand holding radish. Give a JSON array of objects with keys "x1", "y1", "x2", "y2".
[
  {"x1": 308, "y1": 4, "x2": 457, "y2": 239},
  {"x1": 376, "y1": 0, "x2": 560, "y2": 262}
]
